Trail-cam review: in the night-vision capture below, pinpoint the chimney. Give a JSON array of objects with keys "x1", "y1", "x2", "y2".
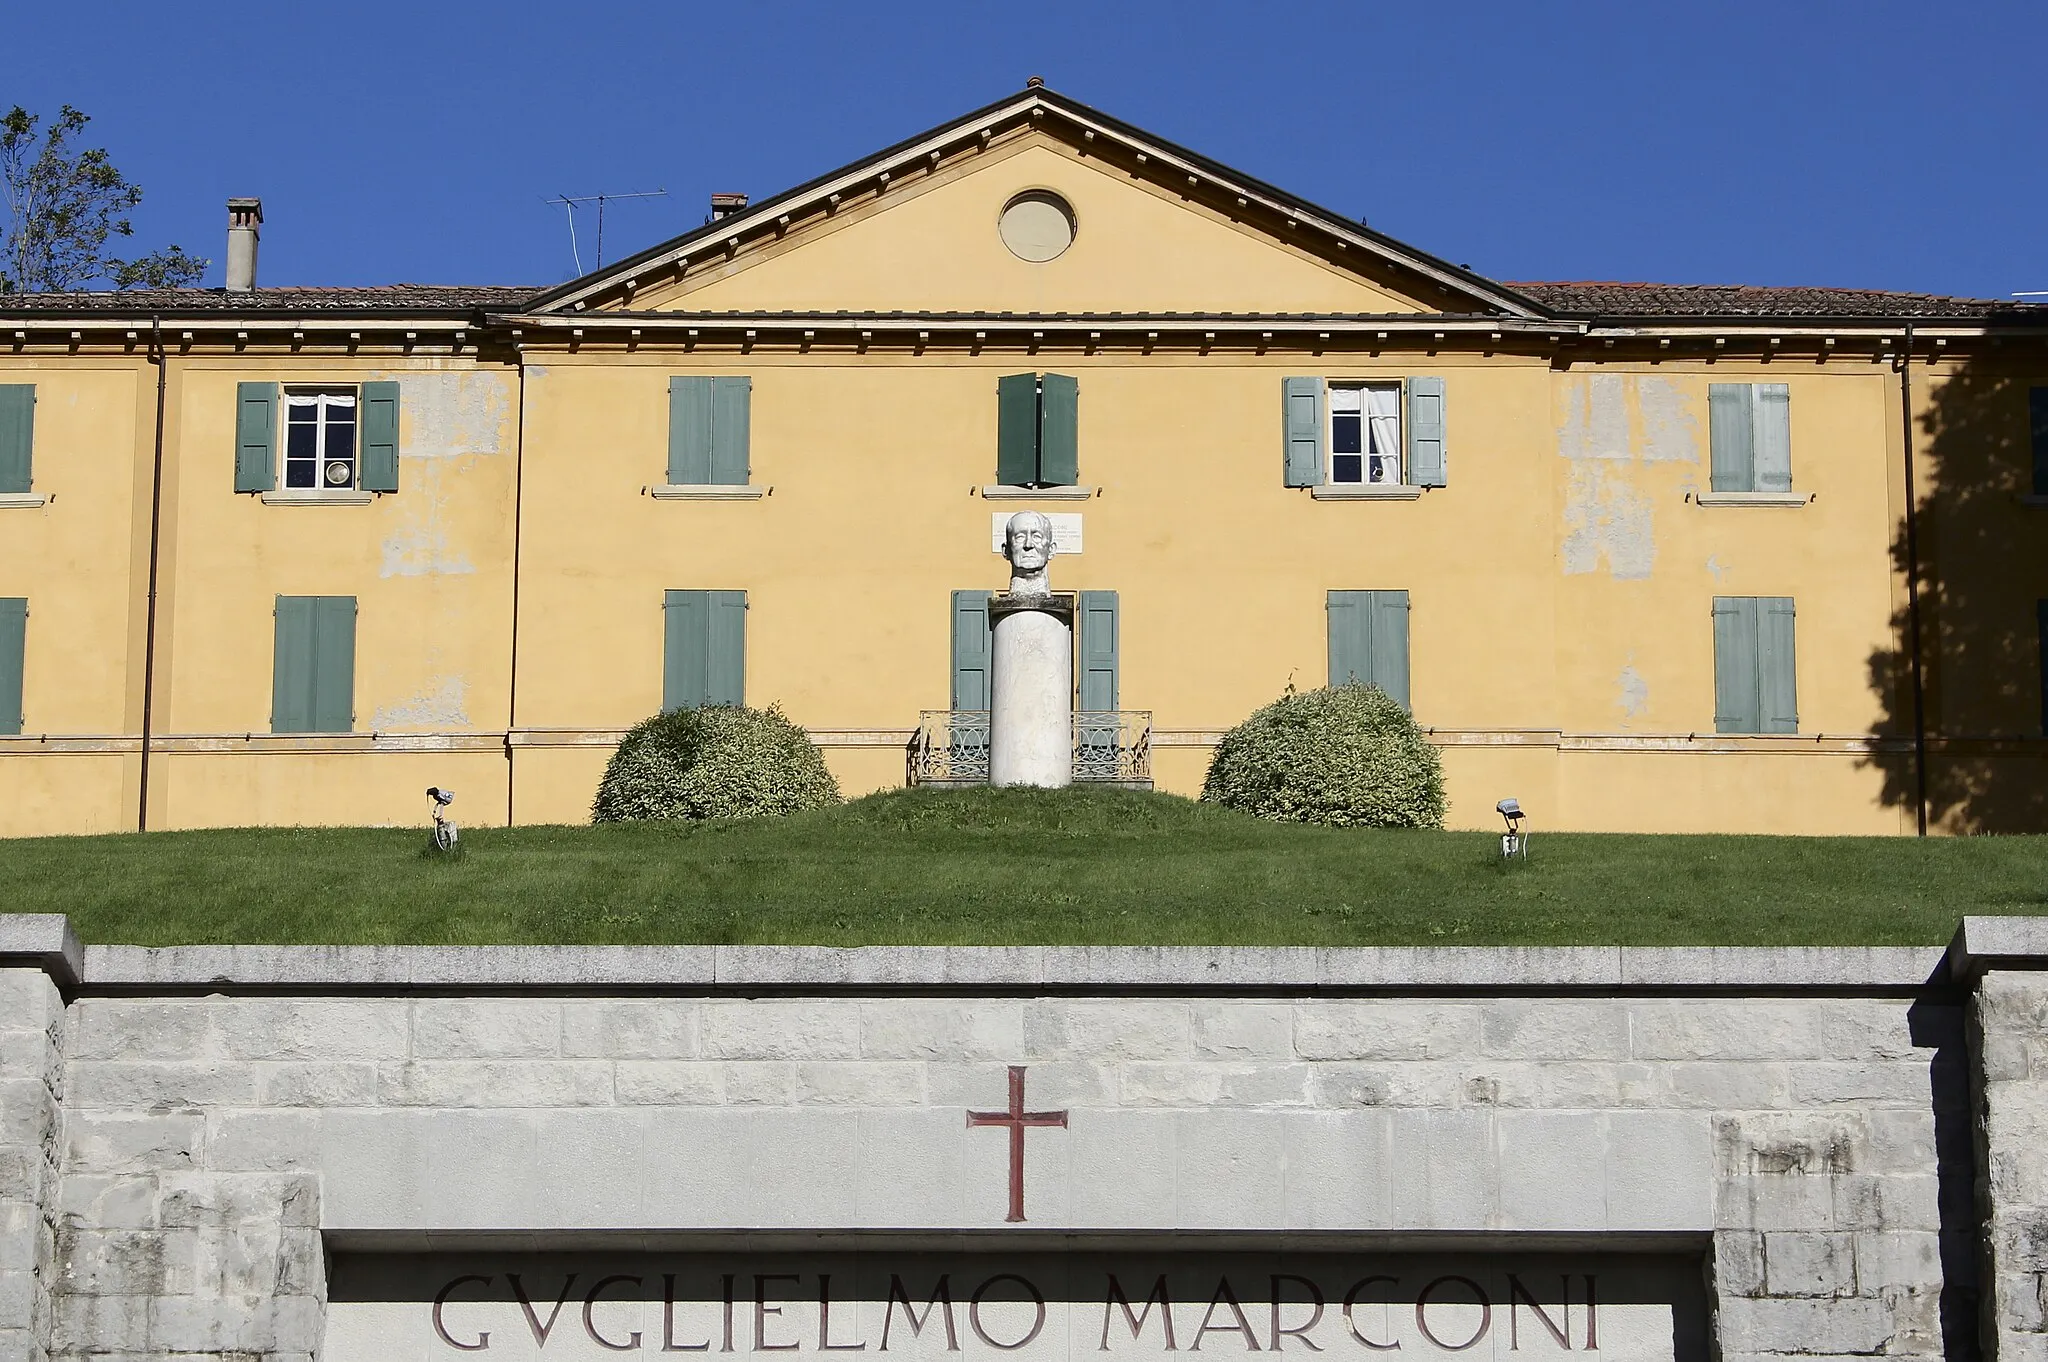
[
  {"x1": 225, "y1": 198, "x2": 263, "y2": 292},
  {"x1": 708, "y1": 192, "x2": 749, "y2": 223}
]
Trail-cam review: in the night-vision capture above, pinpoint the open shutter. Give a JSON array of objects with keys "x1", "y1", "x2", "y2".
[
  {"x1": 311, "y1": 596, "x2": 357, "y2": 731},
  {"x1": 1327, "y1": 591, "x2": 1372, "y2": 688},
  {"x1": 1406, "y1": 377, "x2": 1446, "y2": 488},
  {"x1": 0, "y1": 598, "x2": 24, "y2": 735},
  {"x1": 707, "y1": 590, "x2": 746, "y2": 706},
  {"x1": 709, "y1": 376, "x2": 751, "y2": 485},
  {"x1": 2031, "y1": 389, "x2": 2048, "y2": 495},
  {"x1": 235, "y1": 382, "x2": 278, "y2": 493},
  {"x1": 359, "y1": 381, "x2": 400, "y2": 492},
  {"x1": 1038, "y1": 373, "x2": 1079, "y2": 486},
  {"x1": 1757, "y1": 596, "x2": 1798, "y2": 734},
  {"x1": 1751, "y1": 383, "x2": 1791, "y2": 493},
  {"x1": 1077, "y1": 590, "x2": 1120, "y2": 712},
  {"x1": 668, "y1": 377, "x2": 714, "y2": 484},
  {"x1": 1712, "y1": 596, "x2": 1761, "y2": 733},
  {"x1": 663, "y1": 589, "x2": 709, "y2": 710},
  {"x1": 1708, "y1": 384, "x2": 1755, "y2": 492},
  {"x1": 1283, "y1": 377, "x2": 1323, "y2": 487},
  {"x1": 951, "y1": 590, "x2": 993, "y2": 711},
  {"x1": 1368, "y1": 590, "x2": 1412, "y2": 710},
  {"x1": 0, "y1": 386, "x2": 34, "y2": 494},
  {"x1": 996, "y1": 374, "x2": 1039, "y2": 485},
  {"x1": 271, "y1": 596, "x2": 315, "y2": 732}
]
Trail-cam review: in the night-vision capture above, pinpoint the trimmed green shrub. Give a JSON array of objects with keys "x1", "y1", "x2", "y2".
[
  {"x1": 592, "y1": 705, "x2": 841, "y2": 823},
  {"x1": 1201, "y1": 683, "x2": 1445, "y2": 828}
]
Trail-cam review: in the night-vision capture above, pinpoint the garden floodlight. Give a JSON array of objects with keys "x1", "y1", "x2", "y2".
[
  {"x1": 425, "y1": 787, "x2": 459, "y2": 853},
  {"x1": 1497, "y1": 798, "x2": 1528, "y2": 860}
]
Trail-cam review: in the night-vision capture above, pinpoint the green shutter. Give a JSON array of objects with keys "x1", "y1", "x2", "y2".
[
  {"x1": 2031, "y1": 389, "x2": 2048, "y2": 496},
  {"x1": 1757, "y1": 596, "x2": 1797, "y2": 734},
  {"x1": 1038, "y1": 373, "x2": 1079, "y2": 486},
  {"x1": 1712, "y1": 596, "x2": 1761, "y2": 733},
  {"x1": 272, "y1": 596, "x2": 315, "y2": 732},
  {"x1": 0, "y1": 386, "x2": 34, "y2": 494},
  {"x1": 1283, "y1": 377, "x2": 1323, "y2": 487},
  {"x1": 1752, "y1": 383, "x2": 1791, "y2": 493},
  {"x1": 0, "y1": 598, "x2": 25, "y2": 735},
  {"x1": 1077, "y1": 590, "x2": 1119, "y2": 712},
  {"x1": 996, "y1": 374, "x2": 1039, "y2": 486},
  {"x1": 310, "y1": 596, "x2": 357, "y2": 731},
  {"x1": 1708, "y1": 384, "x2": 1754, "y2": 492},
  {"x1": 668, "y1": 377, "x2": 714, "y2": 484},
  {"x1": 359, "y1": 381, "x2": 400, "y2": 493},
  {"x1": 1327, "y1": 591, "x2": 1371, "y2": 688},
  {"x1": 663, "y1": 589, "x2": 709, "y2": 710},
  {"x1": 235, "y1": 382, "x2": 278, "y2": 493},
  {"x1": 951, "y1": 590, "x2": 993, "y2": 711},
  {"x1": 1406, "y1": 377, "x2": 1446, "y2": 488},
  {"x1": 708, "y1": 377, "x2": 752, "y2": 486},
  {"x1": 707, "y1": 590, "x2": 746, "y2": 705},
  {"x1": 1369, "y1": 589, "x2": 1412, "y2": 710}
]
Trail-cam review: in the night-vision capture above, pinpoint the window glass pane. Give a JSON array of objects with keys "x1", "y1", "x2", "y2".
[
  {"x1": 286, "y1": 423, "x2": 317, "y2": 459},
  {"x1": 326, "y1": 417, "x2": 356, "y2": 461},
  {"x1": 1332, "y1": 413, "x2": 1362, "y2": 455},
  {"x1": 1332, "y1": 454, "x2": 1364, "y2": 483},
  {"x1": 1366, "y1": 454, "x2": 1398, "y2": 484},
  {"x1": 285, "y1": 458, "x2": 316, "y2": 489}
]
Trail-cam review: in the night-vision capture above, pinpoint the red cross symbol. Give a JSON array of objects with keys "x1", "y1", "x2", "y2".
[{"x1": 967, "y1": 1065, "x2": 1069, "y2": 1222}]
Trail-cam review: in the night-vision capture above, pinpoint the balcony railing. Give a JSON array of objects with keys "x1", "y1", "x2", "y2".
[{"x1": 908, "y1": 711, "x2": 1152, "y2": 788}]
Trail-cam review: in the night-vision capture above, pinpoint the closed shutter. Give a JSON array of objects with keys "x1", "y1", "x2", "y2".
[
  {"x1": 236, "y1": 382, "x2": 278, "y2": 493},
  {"x1": 311, "y1": 596, "x2": 357, "y2": 732},
  {"x1": 1752, "y1": 383, "x2": 1792, "y2": 493},
  {"x1": 359, "y1": 381, "x2": 401, "y2": 492},
  {"x1": 663, "y1": 590, "x2": 709, "y2": 710},
  {"x1": 1708, "y1": 384, "x2": 1754, "y2": 492},
  {"x1": 709, "y1": 376, "x2": 751, "y2": 485},
  {"x1": 668, "y1": 377, "x2": 714, "y2": 484},
  {"x1": 997, "y1": 374, "x2": 1039, "y2": 486},
  {"x1": 951, "y1": 590, "x2": 993, "y2": 711},
  {"x1": 1712, "y1": 596, "x2": 1761, "y2": 733},
  {"x1": 1406, "y1": 377, "x2": 1447, "y2": 487},
  {"x1": 707, "y1": 590, "x2": 746, "y2": 705},
  {"x1": 1038, "y1": 373, "x2": 1079, "y2": 486},
  {"x1": 0, "y1": 597, "x2": 24, "y2": 735},
  {"x1": 1077, "y1": 590, "x2": 1119, "y2": 711},
  {"x1": 272, "y1": 596, "x2": 313, "y2": 732},
  {"x1": 1327, "y1": 591, "x2": 1371, "y2": 689},
  {"x1": 0, "y1": 386, "x2": 34, "y2": 494},
  {"x1": 1757, "y1": 595, "x2": 1798, "y2": 734},
  {"x1": 1283, "y1": 377, "x2": 1323, "y2": 487},
  {"x1": 1368, "y1": 589, "x2": 1412, "y2": 710},
  {"x1": 2031, "y1": 389, "x2": 2048, "y2": 496}
]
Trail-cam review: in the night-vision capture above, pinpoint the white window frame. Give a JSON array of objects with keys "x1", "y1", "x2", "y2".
[
  {"x1": 1326, "y1": 380, "x2": 1405, "y2": 487},
  {"x1": 281, "y1": 387, "x2": 361, "y2": 493}
]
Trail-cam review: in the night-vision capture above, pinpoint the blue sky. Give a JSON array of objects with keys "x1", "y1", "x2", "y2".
[{"x1": 14, "y1": 1, "x2": 2046, "y2": 298}]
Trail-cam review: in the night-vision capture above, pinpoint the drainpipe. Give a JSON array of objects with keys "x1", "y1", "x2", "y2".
[
  {"x1": 505, "y1": 338, "x2": 527, "y2": 829},
  {"x1": 1899, "y1": 321, "x2": 1929, "y2": 836},
  {"x1": 137, "y1": 315, "x2": 169, "y2": 831}
]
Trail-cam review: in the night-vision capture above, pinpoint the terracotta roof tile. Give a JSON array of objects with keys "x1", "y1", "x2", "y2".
[
  {"x1": 0, "y1": 285, "x2": 541, "y2": 312},
  {"x1": 1510, "y1": 281, "x2": 2047, "y2": 320}
]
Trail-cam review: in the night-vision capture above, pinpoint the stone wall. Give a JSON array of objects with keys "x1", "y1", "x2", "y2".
[
  {"x1": 0, "y1": 968, "x2": 63, "y2": 1362},
  {"x1": 1978, "y1": 973, "x2": 2048, "y2": 1362}
]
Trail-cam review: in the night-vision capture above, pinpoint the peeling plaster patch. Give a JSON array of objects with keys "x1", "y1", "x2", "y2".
[
  {"x1": 373, "y1": 674, "x2": 470, "y2": 730},
  {"x1": 380, "y1": 458, "x2": 476, "y2": 578},
  {"x1": 393, "y1": 373, "x2": 510, "y2": 457},
  {"x1": 1616, "y1": 661, "x2": 1649, "y2": 719},
  {"x1": 1557, "y1": 374, "x2": 1631, "y2": 460},
  {"x1": 1707, "y1": 555, "x2": 1732, "y2": 581},
  {"x1": 1637, "y1": 377, "x2": 1700, "y2": 462},
  {"x1": 1561, "y1": 462, "x2": 1656, "y2": 579}
]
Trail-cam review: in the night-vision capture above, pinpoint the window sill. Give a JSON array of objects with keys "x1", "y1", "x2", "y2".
[
  {"x1": 649, "y1": 484, "x2": 768, "y2": 500},
  {"x1": 1694, "y1": 491, "x2": 1809, "y2": 507},
  {"x1": 981, "y1": 484, "x2": 1095, "y2": 500},
  {"x1": 0, "y1": 493, "x2": 48, "y2": 509},
  {"x1": 260, "y1": 490, "x2": 374, "y2": 506},
  {"x1": 1310, "y1": 484, "x2": 1423, "y2": 501}
]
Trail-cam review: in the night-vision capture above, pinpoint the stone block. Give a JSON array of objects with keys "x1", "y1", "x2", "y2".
[
  {"x1": 1386, "y1": 1110, "x2": 1497, "y2": 1230},
  {"x1": 702, "y1": 1001, "x2": 861, "y2": 1060},
  {"x1": 206, "y1": 1110, "x2": 321, "y2": 1172},
  {"x1": 1717, "y1": 1173, "x2": 1837, "y2": 1232},
  {"x1": 1629, "y1": 1002, "x2": 1825, "y2": 1061},
  {"x1": 729, "y1": 1109, "x2": 861, "y2": 1227},
  {"x1": 374, "y1": 1060, "x2": 613, "y2": 1107},
  {"x1": 55, "y1": 1227, "x2": 167, "y2": 1297},
  {"x1": 1716, "y1": 1230, "x2": 1766, "y2": 1296},
  {"x1": 1716, "y1": 1296, "x2": 1894, "y2": 1355},
  {"x1": 1024, "y1": 1001, "x2": 1189, "y2": 1060},
  {"x1": 411, "y1": 999, "x2": 563, "y2": 1059},
  {"x1": 1605, "y1": 1111, "x2": 1713, "y2": 1230},
  {"x1": 0, "y1": 1082, "x2": 51, "y2": 1149},
  {"x1": 1662, "y1": 1061, "x2": 1793, "y2": 1109},
  {"x1": 51, "y1": 1291, "x2": 149, "y2": 1353},
  {"x1": 0, "y1": 1150, "x2": 38, "y2": 1204},
  {"x1": 1850, "y1": 1230, "x2": 1941, "y2": 1289},
  {"x1": 68, "y1": 999, "x2": 216, "y2": 1061},
  {"x1": 1282, "y1": 1110, "x2": 1391, "y2": 1228},
  {"x1": 1173, "y1": 1109, "x2": 1289, "y2": 1228},
  {"x1": 927, "y1": 1060, "x2": 1114, "y2": 1109},
  {"x1": 527, "y1": 1111, "x2": 647, "y2": 1228},
  {"x1": 793, "y1": 1062, "x2": 926, "y2": 1106},
  {"x1": 1496, "y1": 1110, "x2": 1606, "y2": 1230},
  {"x1": 0, "y1": 1271, "x2": 28, "y2": 1331},
  {"x1": 1191, "y1": 1004, "x2": 1295, "y2": 1060},
  {"x1": 1715, "y1": 1112, "x2": 1866, "y2": 1177},
  {"x1": 1476, "y1": 1061, "x2": 1630, "y2": 1109},
  {"x1": 857, "y1": 1000, "x2": 1025, "y2": 1061},
  {"x1": 1818, "y1": 1002, "x2": 1929, "y2": 1061},
  {"x1": 156, "y1": 1172, "x2": 317, "y2": 1229},
  {"x1": 219, "y1": 998, "x2": 410, "y2": 1062},
  {"x1": 856, "y1": 1107, "x2": 972, "y2": 1226},
  {"x1": 55, "y1": 1175, "x2": 158, "y2": 1229},
  {"x1": 0, "y1": 1033, "x2": 53, "y2": 1082},
  {"x1": 255, "y1": 1061, "x2": 381, "y2": 1107},
  {"x1": 613, "y1": 1061, "x2": 724, "y2": 1105},
  {"x1": 66, "y1": 1061, "x2": 256, "y2": 1111},
  {"x1": 721, "y1": 1062, "x2": 796, "y2": 1106},
  {"x1": 1764, "y1": 1230, "x2": 1857, "y2": 1297},
  {"x1": 1836, "y1": 1174, "x2": 1940, "y2": 1232},
  {"x1": 1307, "y1": 1062, "x2": 1464, "y2": 1110},
  {"x1": 64, "y1": 1113, "x2": 201, "y2": 1173},
  {"x1": 1787, "y1": 1063, "x2": 1933, "y2": 1108},
  {"x1": 1293, "y1": 1004, "x2": 1482, "y2": 1061},
  {"x1": 1066, "y1": 1109, "x2": 1177, "y2": 1227},
  {"x1": 1481, "y1": 1001, "x2": 1631, "y2": 1059},
  {"x1": 560, "y1": 1000, "x2": 701, "y2": 1059}
]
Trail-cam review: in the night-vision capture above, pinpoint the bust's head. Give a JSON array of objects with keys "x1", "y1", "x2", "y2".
[{"x1": 1003, "y1": 511, "x2": 1055, "y2": 575}]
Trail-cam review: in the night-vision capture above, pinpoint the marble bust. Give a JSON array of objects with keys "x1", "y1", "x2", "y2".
[{"x1": 1002, "y1": 510, "x2": 1056, "y2": 595}]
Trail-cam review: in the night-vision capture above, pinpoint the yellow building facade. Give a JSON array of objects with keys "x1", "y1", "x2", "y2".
[{"x1": 1, "y1": 86, "x2": 2043, "y2": 837}]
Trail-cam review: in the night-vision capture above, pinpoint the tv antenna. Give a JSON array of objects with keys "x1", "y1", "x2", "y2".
[{"x1": 542, "y1": 189, "x2": 669, "y2": 274}]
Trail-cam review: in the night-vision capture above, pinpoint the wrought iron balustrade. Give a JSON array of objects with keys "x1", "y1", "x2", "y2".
[{"x1": 908, "y1": 711, "x2": 1152, "y2": 788}]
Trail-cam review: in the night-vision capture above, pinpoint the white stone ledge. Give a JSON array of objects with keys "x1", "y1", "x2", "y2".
[
  {"x1": 0, "y1": 492, "x2": 48, "y2": 509},
  {"x1": 1693, "y1": 491, "x2": 1810, "y2": 507},
  {"x1": 1952, "y1": 916, "x2": 2048, "y2": 977},
  {"x1": 48, "y1": 935, "x2": 1970, "y2": 994},
  {"x1": 648, "y1": 483, "x2": 768, "y2": 500},
  {"x1": 259, "y1": 489, "x2": 374, "y2": 506},
  {"x1": 1309, "y1": 484, "x2": 1423, "y2": 501},
  {"x1": 0, "y1": 914, "x2": 83, "y2": 987}
]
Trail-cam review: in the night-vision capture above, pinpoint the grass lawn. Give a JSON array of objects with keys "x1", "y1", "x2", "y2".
[{"x1": 2, "y1": 786, "x2": 2043, "y2": 947}]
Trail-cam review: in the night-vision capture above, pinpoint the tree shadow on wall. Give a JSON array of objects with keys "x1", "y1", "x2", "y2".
[{"x1": 1866, "y1": 347, "x2": 2048, "y2": 834}]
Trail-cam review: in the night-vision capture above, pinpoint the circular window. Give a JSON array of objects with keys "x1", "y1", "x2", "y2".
[{"x1": 998, "y1": 191, "x2": 1076, "y2": 262}]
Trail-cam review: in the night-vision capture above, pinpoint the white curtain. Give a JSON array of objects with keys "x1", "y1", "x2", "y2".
[{"x1": 1365, "y1": 386, "x2": 1401, "y2": 467}]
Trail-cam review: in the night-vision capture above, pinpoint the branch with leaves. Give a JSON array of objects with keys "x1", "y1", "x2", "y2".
[{"x1": 1, "y1": 104, "x2": 208, "y2": 293}]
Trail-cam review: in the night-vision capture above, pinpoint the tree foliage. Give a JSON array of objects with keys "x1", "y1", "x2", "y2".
[
  {"x1": 592, "y1": 704, "x2": 842, "y2": 823},
  {"x1": 1201, "y1": 682, "x2": 1446, "y2": 828},
  {"x1": 1, "y1": 104, "x2": 207, "y2": 293}
]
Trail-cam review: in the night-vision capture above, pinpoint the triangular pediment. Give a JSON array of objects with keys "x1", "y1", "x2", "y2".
[{"x1": 524, "y1": 88, "x2": 1544, "y2": 321}]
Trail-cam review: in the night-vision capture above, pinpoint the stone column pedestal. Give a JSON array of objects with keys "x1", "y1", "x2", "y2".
[{"x1": 989, "y1": 592, "x2": 1074, "y2": 788}]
